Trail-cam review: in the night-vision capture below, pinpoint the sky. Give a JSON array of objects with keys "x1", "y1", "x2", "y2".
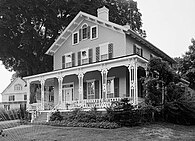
[{"x1": 0, "y1": 0, "x2": 195, "y2": 95}]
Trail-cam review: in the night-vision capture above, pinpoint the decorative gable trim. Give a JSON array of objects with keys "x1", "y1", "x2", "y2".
[{"x1": 46, "y1": 11, "x2": 129, "y2": 55}]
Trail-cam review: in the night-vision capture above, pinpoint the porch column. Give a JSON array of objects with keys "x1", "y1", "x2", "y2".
[
  {"x1": 58, "y1": 76, "x2": 63, "y2": 104},
  {"x1": 26, "y1": 80, "x2": 31, "y2": 109},
  {"x1": 78, "y1": 73, "x2": 84, "y2": 101},
  {"x1": 128, "y1": 60, "x2": 138, "y2": 105},
  {"x1": 41, "y1": 78, "x2": 45, "y2": 110},
  {"x1": 101, "y1": 69, "x2": 108, "y2": 99}
]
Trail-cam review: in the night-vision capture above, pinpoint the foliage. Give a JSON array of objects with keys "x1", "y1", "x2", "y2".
[
  {"x1": 49, "y1": 110, "x2": 63, "y2": 121},
  {"x1": 0, "y1": 0, "x2": 146, "y2": 77},
  {"x1": 0, "y1": 107, "x2": 30, "y2": 121},
  {"x1": 106, "y1": 98, "x2": 143, "y2": 126},
  {"x1": 45, "y1": 120, "x2": 120, "y2": 129},
  {"x1": 175, "y1": 38, "x2": 195, "y2": 89}
]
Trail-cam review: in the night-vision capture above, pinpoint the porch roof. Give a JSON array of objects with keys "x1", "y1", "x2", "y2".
[{"x1": 24, "y1": 54, "x2": 147, "y2": 82}]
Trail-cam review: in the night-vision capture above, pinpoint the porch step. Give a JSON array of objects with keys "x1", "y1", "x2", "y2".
[{"x1": 33, "y1": 112, "x2": 48, "y2": 123}]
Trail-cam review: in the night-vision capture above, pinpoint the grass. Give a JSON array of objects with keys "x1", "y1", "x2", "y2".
[{"x1": 0, "y1": 122, "x2": 195, "y2": 141}]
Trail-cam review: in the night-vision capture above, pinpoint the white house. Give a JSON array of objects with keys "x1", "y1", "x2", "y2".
[
  {"x1": 23, "y1": 7, "x2": 175, "y2": 118},
  {"x1": 0, "y1": 77, "x2": 27, "y2": 110}
]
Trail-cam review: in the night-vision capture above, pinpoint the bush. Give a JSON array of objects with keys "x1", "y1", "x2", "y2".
[
  {"x1": 50, "y1": 110, "x2": 63, "y2": 121},
  {"x1": 46, "y1": 120, "x2": 120, "y2": 129}
]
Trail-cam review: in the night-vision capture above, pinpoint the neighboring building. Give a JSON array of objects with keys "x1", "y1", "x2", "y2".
[
  {"x1": 24, "y1": 6, "x2": 175, "y2": 113},
  {"x1": 0, "y1": 78, "x2": 27, "y2": 110}
]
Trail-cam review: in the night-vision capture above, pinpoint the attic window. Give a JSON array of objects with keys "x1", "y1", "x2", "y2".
[
  {"x1": 82, "y1": 24, "x2": 88, "y2": 39},
  {"x1": 91, "y1": 25, "x2": 98, "y2": 40},
  {"x1": 14, "y1": 84, "x2": 22, "y2": 91},
  {"x1": 79, "y1": 23, "x2": 90, "y2": 40}
]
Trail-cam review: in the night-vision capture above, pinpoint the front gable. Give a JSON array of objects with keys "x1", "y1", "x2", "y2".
[
  {"x1": 53, "y1": 16, "x2": 128, "y2": 70},
  {"x1": 2, "y1": 78, "x2": 27, "y2": 95}
]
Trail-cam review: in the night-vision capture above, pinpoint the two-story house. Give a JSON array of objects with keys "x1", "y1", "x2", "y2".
[
  {"x1": 24, "y1": 6, "x2": 175, "y2": 113},
  {"x1": 0, "y1": 77, "x2": 27, "y2": 110}
]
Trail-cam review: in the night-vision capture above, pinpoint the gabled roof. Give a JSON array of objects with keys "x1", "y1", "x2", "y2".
[
  {"x1": 45, "y1": 11, "x2": 129, "y2": 55},
  {"x1": 1, "y1": 77, "x2": 26, "y2": 95},
  {"x1": 45, "y1": 10, "x2": 175, "y2": 64}
]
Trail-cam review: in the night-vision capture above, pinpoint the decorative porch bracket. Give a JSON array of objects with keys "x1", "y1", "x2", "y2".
[
  {"x1": 128, "y1": 59, "x2": 138, "y2": 105},
  {"x1": 78, "y1": 73, "x2": 84, "y2": 102},
  {"x1": 101, "y1": 69, "x2": 108, "y2": 100},
  {"x1": 57, "y1": 74, "x2": 63, "y2": 105},
  {"x1": 40, "y1": 78, "x2": 45, "y2": 110}
]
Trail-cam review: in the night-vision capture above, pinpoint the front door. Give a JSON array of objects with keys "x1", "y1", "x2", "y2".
[{"x1": 62, "y1": 83, "x2": 74, "y2": 105}]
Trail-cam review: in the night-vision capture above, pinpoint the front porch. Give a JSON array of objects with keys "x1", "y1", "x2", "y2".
[{"x1": 25, "y1": 55, "x2": 147, "y2": 113}]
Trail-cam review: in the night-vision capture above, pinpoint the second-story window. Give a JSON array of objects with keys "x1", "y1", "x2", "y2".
[
  {"x1": 96, "y1": 43, "x2": 113, "y2": 61},
  {"x1": 24, "y1": 95, "x2": 27, "y2": 100},
  {"x1": 133, "y1": 44, "x2": 143, "y2": 56},
  {"x1": 72, "y1": 32, "x2": 79, "y2": 45},
  {"x1": 81, "y1": 49, "x2": 89, "y2": 64},
  {"x1": 62, "y1": 53, "x2": 75, "y2": 69},
  {"x1": 9, "y1": 95, "x2": 15, "y2": 101}
]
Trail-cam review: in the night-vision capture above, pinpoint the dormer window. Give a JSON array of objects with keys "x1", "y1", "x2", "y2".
[
  {"x1": 72, "y1": 32, "x2": 79, "y2": 45},
  {"x1": 82, "y1": 24, "x2": 88, "y2": 40},
  {"x1": 91, "y1": 25, "x2": 98, "y2": 40}
]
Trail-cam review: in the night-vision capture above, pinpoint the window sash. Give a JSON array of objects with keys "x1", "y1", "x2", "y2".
[
  {"x1": 87, "y1": 81, "x2": 95, "y2": 99},
  {"x1": 73, "y1": 32, "x2": 78, "y2": 44}
]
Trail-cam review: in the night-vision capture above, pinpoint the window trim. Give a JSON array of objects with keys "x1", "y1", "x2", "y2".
[
  {"x1": 99, "y1": 42, "x2": 110, "y2": 60},
  {"x1": 86, "y1": 79, "x2": 95, "y2": 99},
  {"x1": 80, "y1": 48, "x2": 89, "y2": 65},
  {"x1": 81, "y1": 23, "x2": 88, "y2": 40},
  {"x1": 90, "y1": 25, "x2": 98, "y2": 40},
  {"x1": 64, "y1": 52, "x2": 73, "y2": 68},
  {"x1": 72, "y1": 31, "x2": 79, "y2": 45}
]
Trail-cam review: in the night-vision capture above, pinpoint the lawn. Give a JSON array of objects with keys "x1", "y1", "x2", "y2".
[{"x1": 0, "y1": 123, "x2": 195, "y2": 141}]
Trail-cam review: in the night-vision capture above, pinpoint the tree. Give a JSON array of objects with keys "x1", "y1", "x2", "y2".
[
  {"x1": 0, "y1": 0, "x2": 146, "y2": 77},
  {"x1": 176, "y1": 38, "x2": 195, "y2": 89}
]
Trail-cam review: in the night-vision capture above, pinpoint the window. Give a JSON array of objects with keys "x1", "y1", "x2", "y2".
[
  {"x1": 4, "y1": 105, "x2": 10, "y2": 111},
  {"x1": 62, "y1": 53, "x2": 74, "y2": 68},
  {"x1": 100, "y1": 43, "x2": 109, "y2": 60},
  {"x1": 87, "y1": 81, "x2": 95, "y2": 99},
  {"x1": 9, "y1": 95, "x2": 15, "y2": 101},
  {"x1": 14, "y1": 84, "x2": 22, "y2": 91},
  {"x1": 24, "y1": 95, "x2": 27, "y2": 100},
  {"x1": 133, "y1": 44, "x2": 143, "y2": 56},
  {"x1": 72, "y1": 32, "x2": 79, "y2": 45},
  {"x1": 91, "y1": 25, "x2": 98, "y2": 40},
  {"x1": 96, "y1": 43, "x2": 113, "y2": 62},
  {"x1": 82, "y1": 24, "x2": 88, "y2": 40},
  {"x1": 81, "y1": 49, "x2": 89, "y2": 64},
  {"x1": 107, "y1": 78, "x2": 114, "y2": 98}
]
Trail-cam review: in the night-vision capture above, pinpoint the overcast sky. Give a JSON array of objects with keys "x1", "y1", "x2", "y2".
[{"x1": 0, "y1": 0, "x2": 195, "y2": 95}]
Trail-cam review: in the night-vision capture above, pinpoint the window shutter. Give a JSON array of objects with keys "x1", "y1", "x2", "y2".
[
  {"x1": 83, "y1": 82, "x2": 87, "y2": 99},
  {"x1": 72, "y1": 53, "x2": 75, "y2": 67},
  {"x1": 141, "y1": 48, "x2": 143, "y2": 57},
  {"x1": 95, "y1": 80, "x2": 99, "y2": 99},
  {"x1": 108, "y1": 43, "x2": 113, "y2": 59},
  {"x1": 114, "y1": 78, "x2": 119, "y2": 97},
  {"x1": 87, "y1": 26, "x2": 90, "y2": 39},
  {"x1": 79, "y1": 29, "x2": 82, "y2": 41},
  {"x1": 62, "y1": 55, "x2": 65, "y2": 69},
  {"x1": 96, "y1": 47, "x2": 100, "y2": 62},
  {"x1": 133, "y1": 45, "x2": 136, "y2": 54},
  {"x1": 78, "y1": 51, "x2": 81, "y2": 66},
  {"x1": 89, "y1": 48, "x2": 93, "y2": 64}
]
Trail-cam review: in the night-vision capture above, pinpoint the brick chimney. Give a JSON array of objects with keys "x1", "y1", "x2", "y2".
[{"x1": 97, "y1": 6, "x2": 109, "y2": 21}]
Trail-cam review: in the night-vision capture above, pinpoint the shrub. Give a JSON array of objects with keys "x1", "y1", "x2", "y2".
[{"x1": 50, "y1": 110, "x2": 63, "y2": 121}]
